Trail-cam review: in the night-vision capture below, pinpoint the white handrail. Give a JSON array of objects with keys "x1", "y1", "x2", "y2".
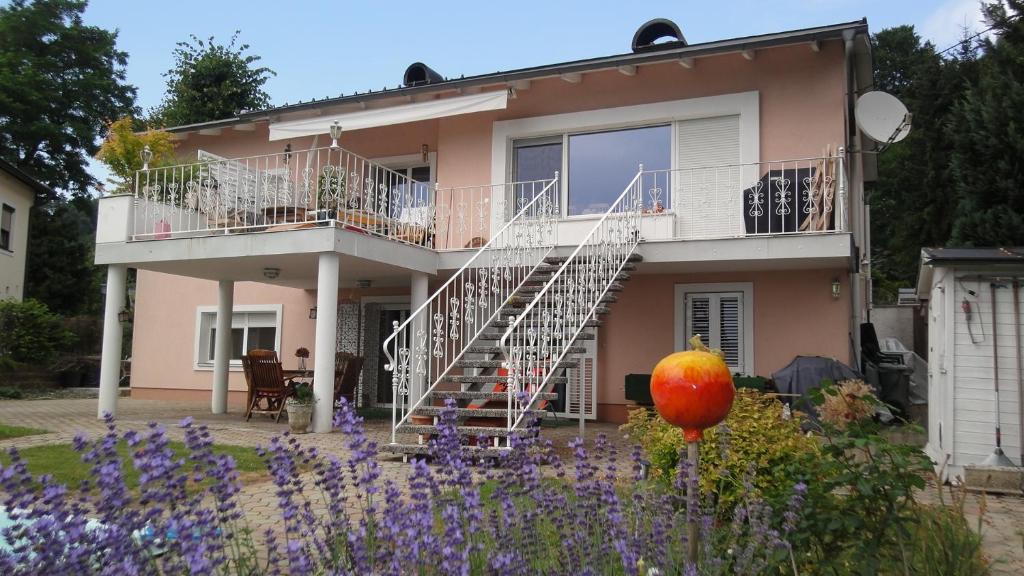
[
  {"x1": 500, "y1": 166, "x2": 644, "y2": 435},
  {"x1": 384, "y1": 175, "x2": 560, "y2": 443}
]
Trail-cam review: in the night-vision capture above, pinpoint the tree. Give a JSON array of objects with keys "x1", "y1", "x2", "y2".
[
  {"x1": 96, "y1": 117, "x2": 178, "y2": 193},
  {"x1": 151, "y1": 32, "x2": 274, "y2": 128},
  {"x1": 24, "y1": 196, "x2": 102, "y2": 316},
  {"x1": 948, "y1": 0, "x2": 1024, "y2": 246},
  {"x1": 868, "y1": 26, "x2": 979, "y2": 302},
  {"x1": 0, "y1": 0, "x2": 136, "y2": 199}
]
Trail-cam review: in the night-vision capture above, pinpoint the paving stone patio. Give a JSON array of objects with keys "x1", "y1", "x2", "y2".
[{"x1": 0, "y1": 397, "x2": 1021, "y2": 573}]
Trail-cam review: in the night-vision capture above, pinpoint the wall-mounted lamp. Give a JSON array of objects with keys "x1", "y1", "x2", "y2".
[
  {"x1": 263, "y1": 267, "x2": 281, "y2": 280},
  {"x1": 140, "y1": 145, "x2": 153, "y2": 171},
  {"x1": 831, "y1": 278, "x2": 841, "y2": 299},
  {"x1": 118, "y1": 308, "x2": 131, "y2": 323},
  {"x1": 283, "y1": 143, "x2": 292, "y2": 164},
  {"x1": 507, "y1": 87, "x2": 517, "y2": 99},
  {"x1": 309, "y1": 307, "x2": 318, "y2": 320},
  {"x1": 421, "y1": 144, "x2": 429, "y2": 163},
  {"x1": 329, "y1": 122, "x2": 343, "y2": 149}
]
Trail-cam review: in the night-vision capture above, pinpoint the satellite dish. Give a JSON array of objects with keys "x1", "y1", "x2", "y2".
[{"x1": 856, "y1": 91, "x2": 912, "y2": 145}]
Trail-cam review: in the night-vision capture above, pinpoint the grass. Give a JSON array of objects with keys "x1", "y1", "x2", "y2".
[
  {"x1": 0, "y1": 440, "x2": 267, "y2": 490},
  {"x1": 0, "y1": 422, "x2": 48, "y2": 440}
]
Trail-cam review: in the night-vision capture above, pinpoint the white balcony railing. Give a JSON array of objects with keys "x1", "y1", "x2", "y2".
[
  {"x1": 638, "y1": 152, "x2": 847, "y2": 240},
  {"x1": 129, "y1": 149, "x2": 847, "y2": 248}
]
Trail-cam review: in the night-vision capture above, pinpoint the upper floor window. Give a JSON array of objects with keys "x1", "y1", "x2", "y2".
[
  {"x1": 568, "y1": 125, "x2": 671, "y2": 215},
  {"x1": 0, "y1": 204, "x2": 13, "y2": 252},
  {"x1": 512, "y1": 125, "x2": 671, "y2": 217}
]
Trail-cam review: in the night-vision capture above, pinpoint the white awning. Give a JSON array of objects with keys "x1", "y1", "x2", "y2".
[{"x1": 268, "y1": 90, "x2": 508, "y2": 141}]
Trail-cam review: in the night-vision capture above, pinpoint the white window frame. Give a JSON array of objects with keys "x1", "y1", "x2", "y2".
[
  {"x1": 492, "y1": 92, "x2": 759, "y2": 223},
  {"x1": 193, "y1": 304, "x2": 283, "y2": 371},
  {"x1": 674, "y1": 283, "x2": 754, "y2": 375}
]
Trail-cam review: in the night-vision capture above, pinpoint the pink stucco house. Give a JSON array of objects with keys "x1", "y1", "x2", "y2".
[{"x1": 95, "y1": 18, "x2": 875, "y2": 454}]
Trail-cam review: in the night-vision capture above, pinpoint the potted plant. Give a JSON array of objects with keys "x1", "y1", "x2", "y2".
[{"x1": 286, "y1": 382, "x2": 315, "y2": 434}]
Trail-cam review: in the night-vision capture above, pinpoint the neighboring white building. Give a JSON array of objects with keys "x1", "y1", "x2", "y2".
[
  {"x1": 0, "y1": 158, "x2": 48, "y2": 301},
  {"x1": 918, "y1": 247, "x2": 1024, "y2": 479}
]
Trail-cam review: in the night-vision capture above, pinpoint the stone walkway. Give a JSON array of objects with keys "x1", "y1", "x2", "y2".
[{"x1": 0, "y1": 398, "x2": 1021, "y2": 573}]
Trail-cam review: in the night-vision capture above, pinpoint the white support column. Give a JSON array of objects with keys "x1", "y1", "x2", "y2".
[
  {"x1": 211, "y1": 280, "x2": 234, "y2": 414},
  {"x1": 312, "y1": 253, "x2": 340, "y2": 433},
  {"x1": 409, "y1": 272, "x2": 429, "y2": 403},
  {"x1": 98, "y1": 264, "x2": 126, "y2": 419}
]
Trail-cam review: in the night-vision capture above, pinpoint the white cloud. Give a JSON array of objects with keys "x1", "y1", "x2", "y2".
[{"x1": 920, "y1": 0, "x2": 990, "y2": 50}]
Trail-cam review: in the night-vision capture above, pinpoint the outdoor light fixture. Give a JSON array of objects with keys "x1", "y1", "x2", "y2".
[
  {"x1": 263, "y1": 267, "x2": 281, "y2": 280},
  {"x1": 283, "y1": 143, "x2": 292, "y2": 164},
  {"x1": 140, "y1": 145, "x2": 153, "y2": 171},
  {"x1": 329, "y1": 122, "x2": 343, "y2": 149},
  {"x1": 421, "y1": 144, "x2": 429, "y2": 163},
  {"x1": 309, "y1": 307, "x2": 318, "y2": 320},
  {"x1": 831, "y1": 278, "x2": 841, "y2": 299},
  {"x1": 118, "y1": 308, "x2": 131, "y2": 324}
]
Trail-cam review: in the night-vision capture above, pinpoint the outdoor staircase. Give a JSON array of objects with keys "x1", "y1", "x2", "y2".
[
  {"x1": 383, "y1": 168, "x2": 645, "y2": 459},
  {"x1": 382, "y1": 253, "x2": 642, "y2": 457}
]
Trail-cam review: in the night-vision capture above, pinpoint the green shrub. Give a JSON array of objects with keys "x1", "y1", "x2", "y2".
[
  {"x1": 621, "y1": 388, "x2": 820, "y2": 513},
  {"x1": 0, "y1": 299, "x2": 75, "y2": 366}
]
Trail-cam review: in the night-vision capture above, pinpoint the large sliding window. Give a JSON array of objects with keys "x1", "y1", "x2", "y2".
[
  {"x1": 512, "y1": 125, "x2": 671, "y2": 217},
  {"x1": 568, "y1": 125, "x2": 671, "y2": 215},
  {"x1": 511, "y1": 137, "x2": 562, "y2": 216}
]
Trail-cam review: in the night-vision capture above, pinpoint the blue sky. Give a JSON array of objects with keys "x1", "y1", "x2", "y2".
[{"x1": 80, "y1": 0, "x2": 986, "y2": 185}]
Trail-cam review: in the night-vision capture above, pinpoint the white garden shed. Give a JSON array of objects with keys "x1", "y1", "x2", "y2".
[{"x1": 918, "y1": 247, "x2": 1024, "y2": 480}]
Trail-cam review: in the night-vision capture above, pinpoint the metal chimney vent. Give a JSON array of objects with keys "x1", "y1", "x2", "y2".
[
  {"x1": 631, "y1": 18, "x2": 687, "y2": 53},
  {"x1": 403, "y1": 62, "x2": 444, "y2": 87}
]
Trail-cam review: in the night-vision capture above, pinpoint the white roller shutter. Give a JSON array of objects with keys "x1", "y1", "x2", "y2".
[{"x1": 674, "y1": 115, "x2": 742, "y2": 239}]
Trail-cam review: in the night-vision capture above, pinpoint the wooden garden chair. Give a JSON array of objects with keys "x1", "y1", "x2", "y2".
[
  {"x1": 334, "y1": 352, "x2": 365, "y2": 406},
  {"x1": 242, "y1": 349, "x2": 297, "y2": 422}
]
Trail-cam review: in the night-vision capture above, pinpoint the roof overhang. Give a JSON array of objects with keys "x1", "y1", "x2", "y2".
[
  {"x1": 267, "y1": 90, "x2": 508, "y2": 140},
  {"x1": 163, "y1": 19, "x2": 870, "y2": 137}
]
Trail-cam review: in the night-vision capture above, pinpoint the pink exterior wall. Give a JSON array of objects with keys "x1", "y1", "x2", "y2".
[
  {"x1": 130, "y1": 270, "x2": 414, "y2": 407},
  {"x1": 596, "y1": 268, "x2": 851, "y2": 422}
]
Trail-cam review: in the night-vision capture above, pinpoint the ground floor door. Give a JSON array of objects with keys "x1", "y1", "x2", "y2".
[{"x1": 374, "y1": 306, "x2": 410, "y2": 405}]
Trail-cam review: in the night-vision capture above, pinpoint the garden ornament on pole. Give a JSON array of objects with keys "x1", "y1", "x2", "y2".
[{"x1": 650, "y1": 334, "x2": 736, "y2": 567}]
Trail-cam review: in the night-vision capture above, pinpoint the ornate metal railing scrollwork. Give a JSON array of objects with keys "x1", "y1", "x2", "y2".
[{"x1": 383, "y1": 176, "x2": 560, "y2": 443}]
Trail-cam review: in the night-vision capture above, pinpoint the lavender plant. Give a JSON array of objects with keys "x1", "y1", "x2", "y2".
[{"x1": 0, "y1": 400, "x2": 804, "y2": 575}]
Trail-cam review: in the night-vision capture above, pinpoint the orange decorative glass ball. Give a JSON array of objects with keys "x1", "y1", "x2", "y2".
[{"x1": 650, "y1": 339, "x2": 736, "y2": 442}]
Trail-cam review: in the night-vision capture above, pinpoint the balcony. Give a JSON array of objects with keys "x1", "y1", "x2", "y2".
[{"x1": 115, "y1": 147, "x2": 847, "y2": 253}]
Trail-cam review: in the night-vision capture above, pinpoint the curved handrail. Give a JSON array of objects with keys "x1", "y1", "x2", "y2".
[
  {"x1": 384, "y1": 175, "x2": 560, "y2": 442},
  {"x1": 499, "y1": 167, "x2": 643, "y2": 433}
]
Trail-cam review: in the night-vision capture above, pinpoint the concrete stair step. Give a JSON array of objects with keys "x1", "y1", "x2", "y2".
[
  {"x1": 476, "y1": 331, "x2": 595, "y2": 342},
  {"x1": 505, "y1": 293, "x2": 618, "y2": 308},
  {"x1": 519, "y1": 282, "x2": 624, "y2": 294},
  {"x1": 429, "y1": 390, "x2": 559, "y2": 401},
  {"x1": 412, "y1": 406, "x2": 548, "y2": 418},
  {"x1": 396, "y1": 424, "x2": 520, "y2": 437},
  {"x1": 455, "y1": 358, "x2": 580, "y2": 369},
  {"x1": 489, "y1": 318, "x2": 603, "y2": 329},
  {"x1": 466, "y1": 345, "x2": 586, "y2": 355},
  {"x1": 500, "y1": 305, "x2": 613, "y2": 317},
  {"x1": 527, "y1": 270, "x2": 633, "y2": 283},
  {"x1": 443, "y1": 375, "x2": 567, "y2": 385},
  {"x1": 382, "y1": 444, "x2": 510, "y2": 457},
  {"x1": 543, "y1": 253, "x2": 642, "y2": 265}
]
